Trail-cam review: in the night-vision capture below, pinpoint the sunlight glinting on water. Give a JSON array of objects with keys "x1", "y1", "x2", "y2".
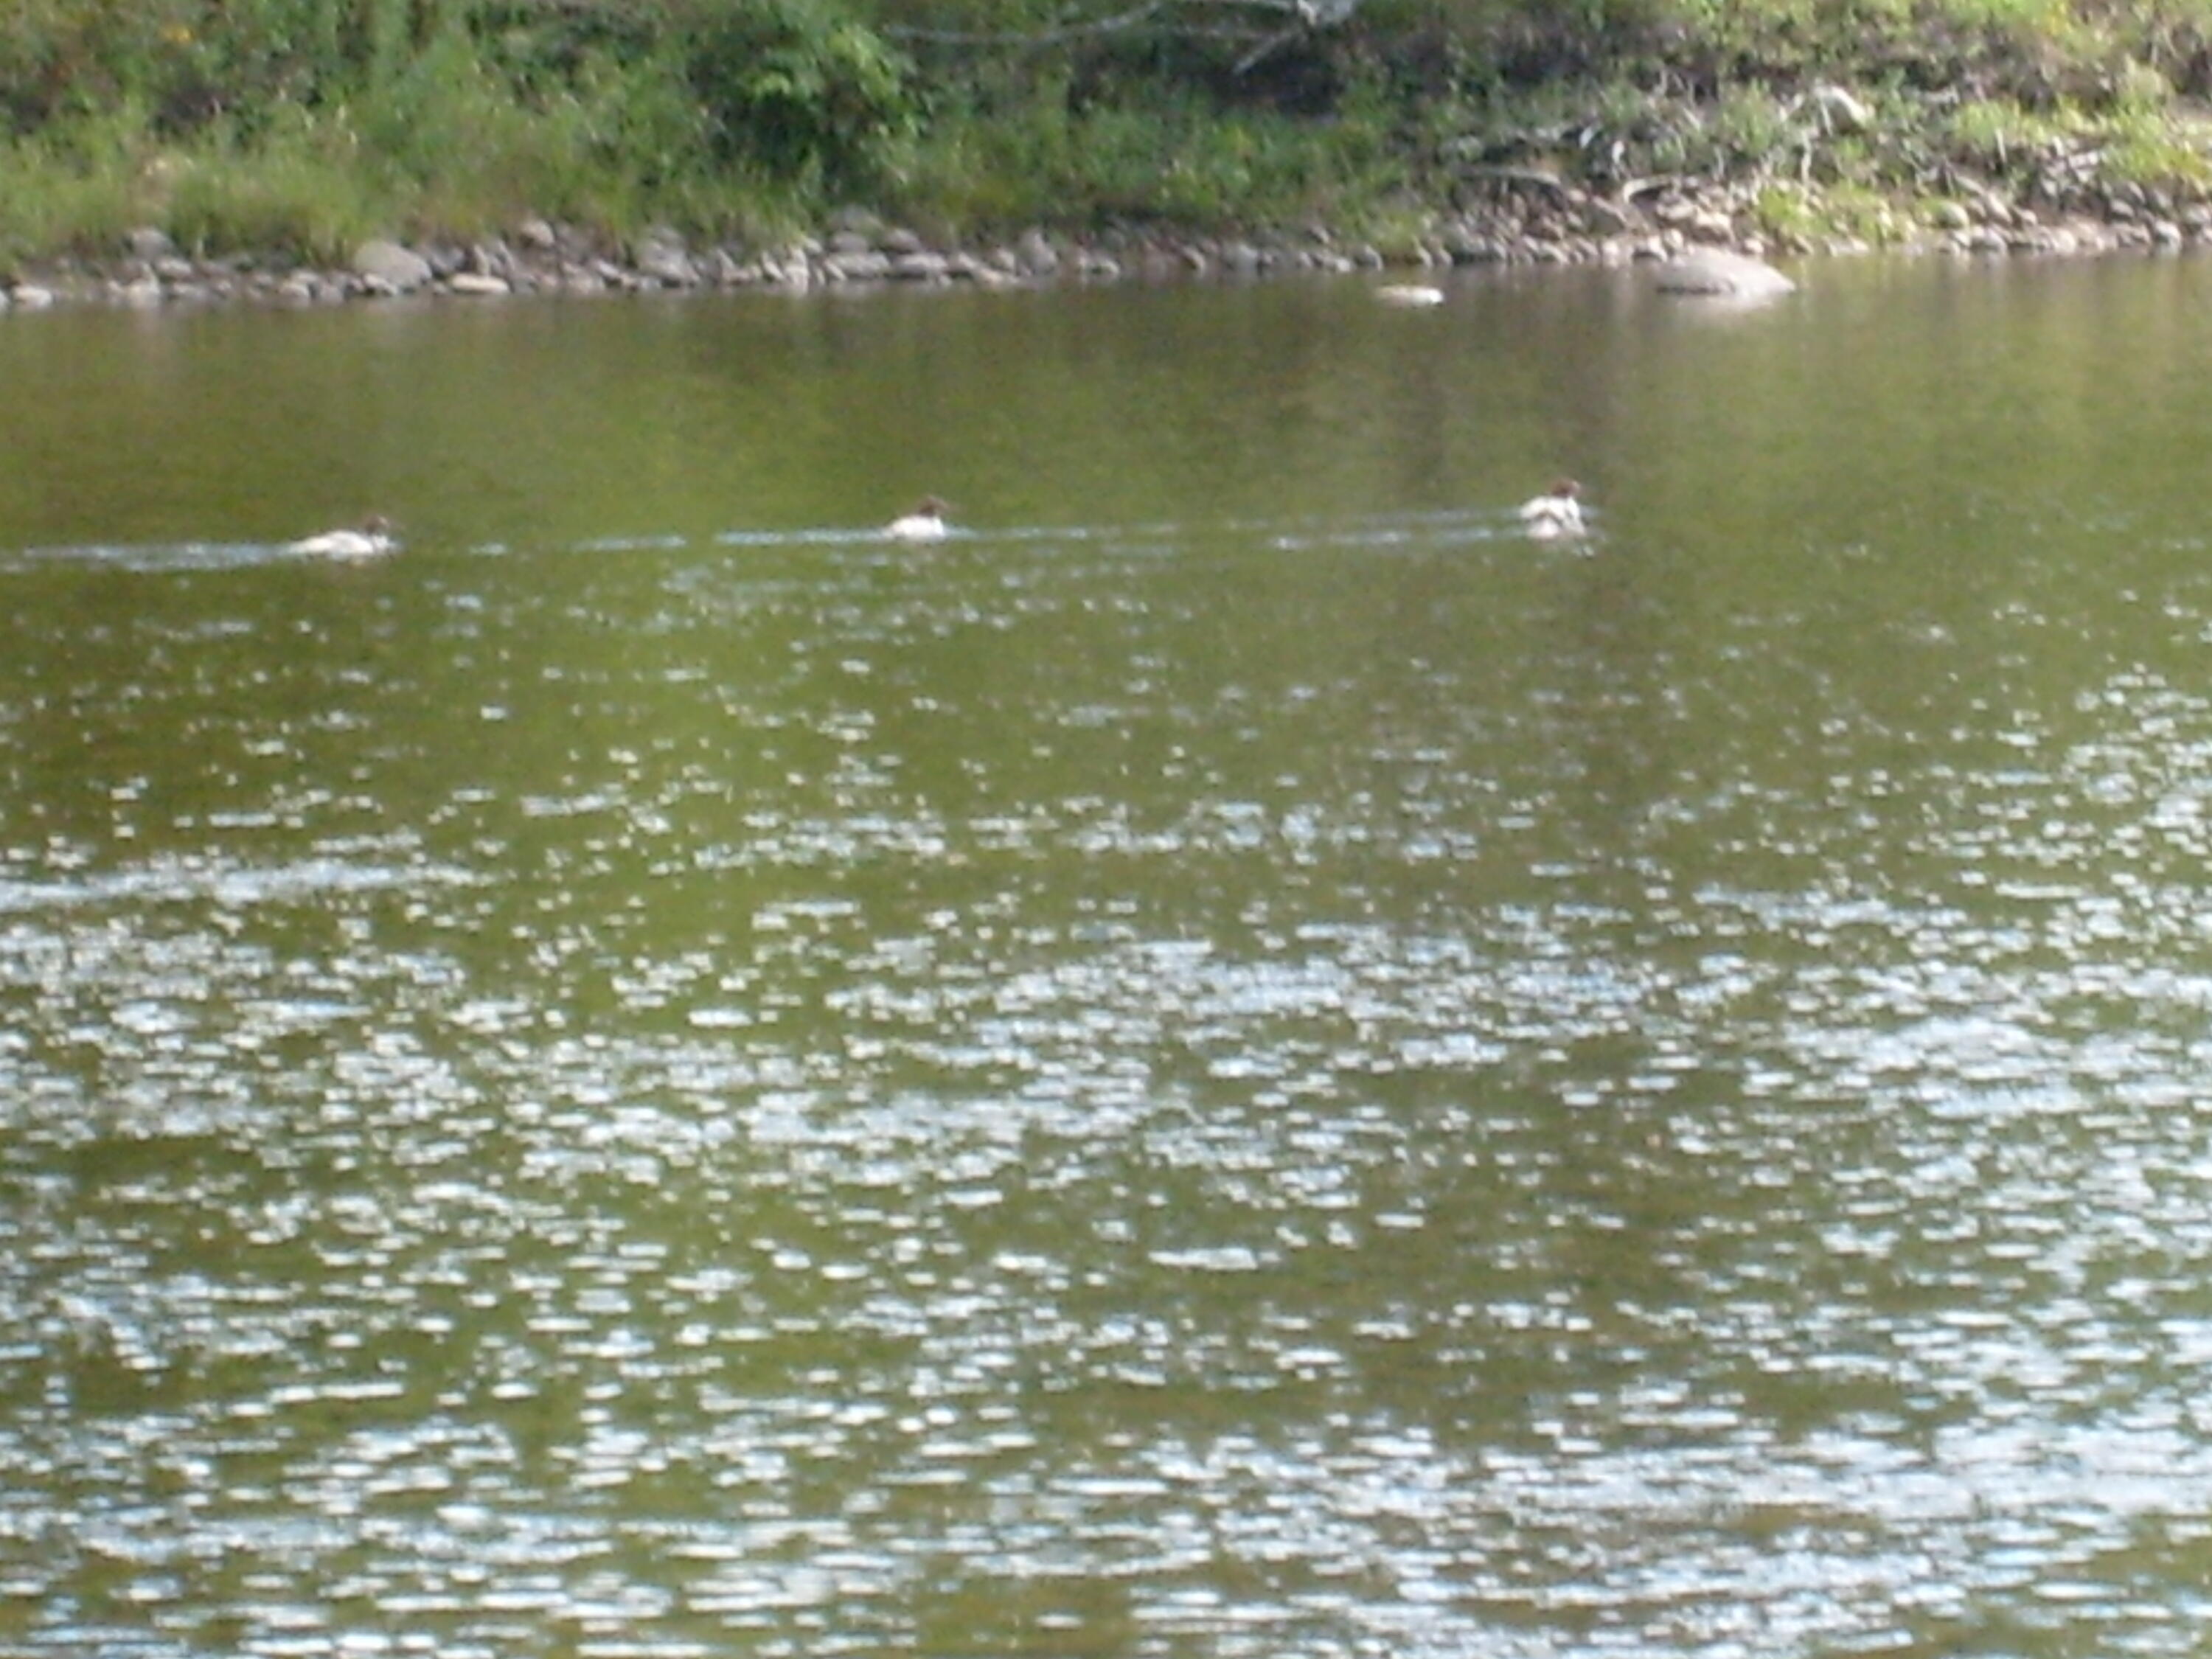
[{"x1": 8, "y1": 262, "x2": 2212, "y2": 1655}]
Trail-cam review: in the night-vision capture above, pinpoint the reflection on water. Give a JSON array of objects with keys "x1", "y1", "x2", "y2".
[{"x1": 8, "y1": 260, "x2": 2212, "y2": 1657}]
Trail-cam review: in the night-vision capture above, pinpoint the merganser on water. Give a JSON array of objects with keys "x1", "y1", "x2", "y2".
[
  {"x1": 884, "y1": 496, "x2": 950, "y2": 542},
  {"x1": 1374, "y1": 283, "x2": 1446, "y2": 307},
  {"x1": 1517, "y1": 480, "x2": 1585, "y2": 540},
  {"x1": 288, "y1": 515, "x2": 397, "y2": 558}
]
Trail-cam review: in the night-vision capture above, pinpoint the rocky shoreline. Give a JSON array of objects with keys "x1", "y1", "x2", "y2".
[{"x1": 6, "y1": 175, "x2": 2208, "y2": 312}]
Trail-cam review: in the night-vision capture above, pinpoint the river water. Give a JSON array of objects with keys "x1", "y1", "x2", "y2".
[{"x1": 5, "y1": 254, "x2": 2212, "y2": 1658}]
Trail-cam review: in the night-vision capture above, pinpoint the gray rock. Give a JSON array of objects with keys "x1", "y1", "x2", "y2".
[
  {"x1": 13, "y1": 285, "x2": 53, "y2": 309},
  {"x1": 635, "y1": 233, "x2": 698, "y2": 286},
  {"x1": 824, "y1": 251, "x2": 893, "y2": 282},
  {"x1": 1652, "y1": 248, "x2": 1795, "y2": 299},
  {"x1": 448, "y1": 272, "x2": 511, "y2": 296},
  {"x1": 827, "y1": 206, "x2": 885, "y2": 239},
  {"x1": 1015, "y1": 229, "x2": 1060, "y2": 276},
  {"x1": 890, "y1": 251, "x2": 950, "y2": 281},
  {"x1": 633, "y1": 229, "x2": 699, "y2": 288},
  {"x1": 1443, "y1": 230, "x2": 1504, "y2": 263},
  {"x1": 126, "y1": 226, "x2": 177, "y2": 260},
  {"x1": 353, "y1": 239, "x2": 434, "y2": 291}
]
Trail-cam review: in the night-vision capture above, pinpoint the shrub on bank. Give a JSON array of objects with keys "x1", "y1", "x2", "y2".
[{"x1": 1, "y1": 0, "x2": 2211, "y2": 264}]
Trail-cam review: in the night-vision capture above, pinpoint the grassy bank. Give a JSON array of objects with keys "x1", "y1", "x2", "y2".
[{"x1": 4, "y1": 0, "x2": 2212, "y2": 265}]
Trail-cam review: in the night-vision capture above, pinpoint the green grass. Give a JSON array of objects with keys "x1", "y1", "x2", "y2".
[{"x1": 899, "y1": 78, "x2": 1411, "y2": 235}]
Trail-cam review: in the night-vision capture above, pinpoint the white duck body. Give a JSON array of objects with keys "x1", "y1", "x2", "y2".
[
  {"x1": 884, "y1": 497, "x2": 950, "y2": 542},
  {"x1": 289, "y1": 517, "x2": 397, "y2": 558},
  {"x1": 1517, "y1": 482, "x2": 1585, "y2": 540}
]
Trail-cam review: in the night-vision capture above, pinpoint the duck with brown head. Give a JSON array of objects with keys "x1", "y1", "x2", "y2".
[
  {"x1": 884, "y1": 496, "x2": 951, "y2": 542},
  {"x1": 288, "y1": 515, "x2": 398, "y2": 558},
  {"x1": 1517, "y1": 480, "x2": 1585, "y2": 540}
]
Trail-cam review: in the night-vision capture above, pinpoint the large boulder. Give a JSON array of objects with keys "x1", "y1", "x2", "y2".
[
  {"x1": 634, "y1": 229, "x2": 699, "y2": 287},
  {"x1": 1654, "y1": 248, "x2": 1796, "y2": 299},
  {"x1": 1014, "y1": 228, "x2": 1060, "y2": 277},
  {"x1": 352, "y1": 239, "x2": 433, "y2": 292}
]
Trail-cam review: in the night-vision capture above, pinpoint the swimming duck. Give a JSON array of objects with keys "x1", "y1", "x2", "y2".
[
  {"x1": 1517, "y1": 480, "x2": 1585, "y2": 540},
  {"x1": 884, "y1": 496, "x2": 950, "y2": 542},
  {"x1": 288, "y1": 515, "x2": 397, "y2": 558},
  {"x1": 1374, "y1": 284, "x2": 1446, "y2": 307}
]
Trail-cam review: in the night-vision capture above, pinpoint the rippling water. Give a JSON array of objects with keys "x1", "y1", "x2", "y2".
[{"x1": 8, "y1": 260, "x2": 2212, "y2": 1657}]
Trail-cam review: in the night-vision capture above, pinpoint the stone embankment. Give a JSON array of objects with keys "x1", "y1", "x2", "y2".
[{"x1": 3, "y1": 175, "x2": 2207, "y2": 311}]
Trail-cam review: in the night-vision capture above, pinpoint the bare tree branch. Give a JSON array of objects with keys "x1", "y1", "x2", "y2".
[
  {"x1": 882, "y1": 0, "x2": 1175, "y2": 47},
  {"x1": 881, "y1": 0, "x2": 1362, "y2": 57}
]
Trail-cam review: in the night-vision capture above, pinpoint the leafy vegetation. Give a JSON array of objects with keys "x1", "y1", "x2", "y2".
[{"x1": 1, "y1": 0, "x2": 2211, "y2": 262}]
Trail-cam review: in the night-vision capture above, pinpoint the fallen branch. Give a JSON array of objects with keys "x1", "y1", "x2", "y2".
[
  {"x1": 883, "y1": 0, "x2": 1360, "y2": 55},
  {"x1": 883, "y1": 0, "x2": 1172, "y2": 47}
]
